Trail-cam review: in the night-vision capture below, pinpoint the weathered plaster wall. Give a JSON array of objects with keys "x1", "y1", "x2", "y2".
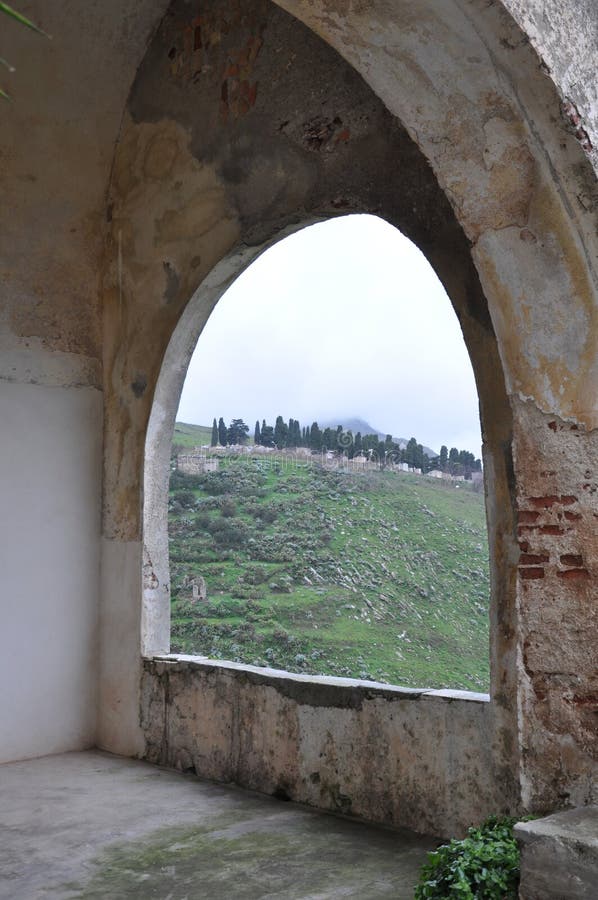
[
  {"x1": 502, "y1": 0, "x2": 598, "y2": 167},
  {"x1": 0, "y1": 1, "x2": 168, "y2": 761},
  {"x1": 0, "y1": 380, "x2": 101, "y2": 762},
  {"x1": 142, "y1": 657, "x2": 496, "y2": 837},
  {"x1": 512, "y1": 400, "x2": 598, "y2": 808}
]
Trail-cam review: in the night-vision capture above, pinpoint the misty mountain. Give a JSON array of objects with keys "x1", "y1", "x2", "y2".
[{"x1": 317, "y1": 417, "x2": 438, "y2": 458}]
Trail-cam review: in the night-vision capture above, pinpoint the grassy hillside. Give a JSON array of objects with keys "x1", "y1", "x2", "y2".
[
  {"x1": 172, "y1": 422, "x2": 213, "y2": 448},
  {"x1": 168, "y1": 455, "x2": 490, "y2": 691}
]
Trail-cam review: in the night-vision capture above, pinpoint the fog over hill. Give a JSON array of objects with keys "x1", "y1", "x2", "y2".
[
  {"x1": 176, "y1": 217, "x2": 483, "y2": 457},
  {"x1": 318, "y1": 417, "x2": 439, "y2": 458}
]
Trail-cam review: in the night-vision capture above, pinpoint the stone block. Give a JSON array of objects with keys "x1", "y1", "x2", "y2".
[{"x1": 516, "y1": 806, "x2": 598, "y2": 899}]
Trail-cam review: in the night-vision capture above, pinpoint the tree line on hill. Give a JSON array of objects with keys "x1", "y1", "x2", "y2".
[{"x1": 210, "y1": 416, "x2": 481, "y2": 478}]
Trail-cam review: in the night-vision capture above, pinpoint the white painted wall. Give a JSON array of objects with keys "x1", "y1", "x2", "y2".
[{"x1": 0, "y1": 380, "x2": 102, "y2": 762}]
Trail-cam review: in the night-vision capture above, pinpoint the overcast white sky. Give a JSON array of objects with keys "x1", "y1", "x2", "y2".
[{"x1": 178, "y1": 214, "x2": 482, "y2": 456}]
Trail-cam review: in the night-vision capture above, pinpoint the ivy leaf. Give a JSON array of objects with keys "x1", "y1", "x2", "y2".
[
  {"x1": 0, "y1": 2, "x2": 50, "y2": 37},
  {"x1": 1, "y1": 2, "x2": 50, "y2": 100}
]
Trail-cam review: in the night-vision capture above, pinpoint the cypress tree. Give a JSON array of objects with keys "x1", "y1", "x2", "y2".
[
  {"x1": 322, "y1": 427, "x2": 334, "y2": 451},
  {"x1": 274, "y1": 415, "x2": 288, "y2": 448},
  {"x1": 449, "y1": 447, "x2": 459, "y2": 474},
  {"x1": 354, "y1": 431, "x2": 362, "y2": 456},
  {"x1": 310, "y1": 422, "x2": 321, "y2": 450},
  {"x1": 254, "y1": 420, "x2": 261, "y2": 445},
  {"x1": 406, "y1": 437, "x2": 418, "y2": 468},
  {"x1": 218, "y1": 416, "x2": 227, "y2": 446},
  {"x1": 211, "y1": 417, "x2": 218, "y2": 447},
  {"x1": 439, "y1": 445, "x2": 448, "y2": 471}
]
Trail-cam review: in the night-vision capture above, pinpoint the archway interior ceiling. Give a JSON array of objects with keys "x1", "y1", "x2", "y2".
[
  {"x1": 104, "y1": 0, "x2": 597, "y2": 436},
  {"x1": 103, "y1": 0, "x2": 525, "y2": 541}
]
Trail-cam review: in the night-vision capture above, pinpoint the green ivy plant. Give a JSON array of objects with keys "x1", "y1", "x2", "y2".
[
  {"x1": 1, "y1": 1, "x2": 48, "y2": 100},
  {"x1": 415, "y1": 816, "x2": 527, "y2": 899}
]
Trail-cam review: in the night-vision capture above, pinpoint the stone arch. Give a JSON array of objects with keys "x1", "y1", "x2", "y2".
[
  {"x1": 141, "y1": 214, "x2": 502, "y2": 657},
  {"x1": 99, "y1": 0, "x2": 597, "y2": 824}
]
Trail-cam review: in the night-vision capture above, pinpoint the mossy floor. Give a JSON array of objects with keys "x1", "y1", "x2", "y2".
[{"x1": 1, "y1": 751, "x2": 437, "y2": 899}]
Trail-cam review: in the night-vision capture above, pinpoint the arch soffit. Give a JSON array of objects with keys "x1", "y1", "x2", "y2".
[{"x1": 273, "y1": 0, "x2": 598, "y2": 428}]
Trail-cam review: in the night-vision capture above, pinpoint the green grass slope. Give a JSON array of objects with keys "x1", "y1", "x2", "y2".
[
  {"x1": 172, "y1": 422, "x2": 213, "y2": 448},
  {"x1": 168, "y1": 455, "x2": 490, "y2": 691}
]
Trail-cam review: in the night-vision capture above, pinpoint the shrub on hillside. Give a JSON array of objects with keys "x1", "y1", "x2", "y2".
[
  {"x1": 170, "y1": 471, "x2": 205, "y2": 491},
  {"x1": 219, "y1": 496, "x2": 236, "y2": 518},
  {"x1": 209, "y1": 519, "x2": 248, "y2": 549},
  {"x1": 241, "y1": 566, "x2": 269, "y2": 586},
  {"x1": 257, "y1": 504, "x2": 278, "y2": 524},
  {"x1": 172, "y1": 489, "x2": 196, "y2": 509}
]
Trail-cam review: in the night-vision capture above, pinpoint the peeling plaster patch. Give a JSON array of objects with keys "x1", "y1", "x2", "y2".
[
  {"x1": 513, "y1": 399, "x2": 598, "y2": 808},
  {"x1": 473, "y1": 174, "x2": 598, "y2": 427},
  {"x1": 0, "y1": 337, "x2": 102, "y2": 390},
  {"x1": 561, "y1": 98, "x2": 593, "y2": 154},
  {"x1": 144, "y1": 134, "x2": 179, "y2": 180},
  {"x1": 103, "y1": 116, "x2": 240, "y2": 539},
  {"x1": 447, "y1": 115, "x2": 535, "y2": 239}
]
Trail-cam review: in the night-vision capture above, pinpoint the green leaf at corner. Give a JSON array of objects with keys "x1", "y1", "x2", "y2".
[{"x1": 0, "y1": 2, "x2": 50, "y2": 37}]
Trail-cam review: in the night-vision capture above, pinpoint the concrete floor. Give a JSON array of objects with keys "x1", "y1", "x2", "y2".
[{"x1": 0, "y1": 751, "x2": 437, "y2": 899}]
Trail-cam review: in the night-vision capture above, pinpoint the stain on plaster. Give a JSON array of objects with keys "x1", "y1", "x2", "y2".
[{"x1": 141, "y1": 658, "x2": 498, "y2": 836}]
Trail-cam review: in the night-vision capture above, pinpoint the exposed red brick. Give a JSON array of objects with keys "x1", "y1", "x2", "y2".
[
  {"x1": 556, "y1": 568, "x2": 589, "y2": 579},
  {"x1": 571, "y1": 693, "x2": 598, "y2": 708},
  {"x1": 518, "y1": 540, "x2": 530, "y2": 552},
  {"x1": 520, "y1": 553, "x2": 549, "y2": 565},
  {"x1": 528, "y1": 496, "x2": 560, "y2": 508},
  {"x1": 518, "y1": 526, "x2": 540, "y2": 537},
  {"x1": 519, "y1": 567, "x2": 545, "y2": 579},
  {"x1": 539, "y1": 525, "x2": 565, "y2": 535},
  {"x1": 560, "y1": 554, "x2": 583, "y2": 567},
  {"x1": 518, "y1": 510, "x2": 540, "y2": 523},
  {"x1": 548, "y1": 421, "x2": 557, "y2": 431},
  {"x1": 564, "y1": 511, "x2": 582, "y2": 521},
  {"x1": 560, "y1": 495, "x2": 577, "y2": 505}
]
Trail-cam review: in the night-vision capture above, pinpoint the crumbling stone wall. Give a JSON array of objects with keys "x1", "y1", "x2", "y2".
[
  {"x1": 142, "y1": 657, "x2": 497, "y2": 837},
  {"x1": 98, "y1": 0, "x2": 598, "y2": 825},
  {"x1": 3, "y1": 0, "x2": 595, "y2": 832},
  {"x1": 104, "y1": 1, "x2": 516, "y2": 804}
]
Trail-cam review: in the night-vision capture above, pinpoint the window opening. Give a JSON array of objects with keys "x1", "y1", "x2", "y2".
[{"x1": 168, "y1": 215, "x2": 489, "y2": 690}]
